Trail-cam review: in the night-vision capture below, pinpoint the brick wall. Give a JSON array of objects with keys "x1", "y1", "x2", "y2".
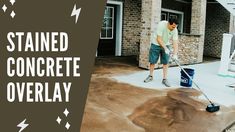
[
  {"x1": 122, "y1": 0, "x2": 141, "y2": 56},
  {"x1": 204, "y1": 3, "x2": 230, "y2": 58},
  {"x1": 190, "y1": 0, "x2": 206, "y2": 63},
  {"x1": 139, "y1": 0, "x2": 162, "y2": 68},
  {"x1": 178, "y1": 34, "x2": 201, "y2": 64}
]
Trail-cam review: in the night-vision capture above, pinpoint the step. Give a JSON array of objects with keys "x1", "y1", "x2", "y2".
[
  {"x1": 229, "y1": 61, "x2": 235, "y2": 72},
  {"x1": 231, "y1": 60, "x2": 235, "y2": 64}
]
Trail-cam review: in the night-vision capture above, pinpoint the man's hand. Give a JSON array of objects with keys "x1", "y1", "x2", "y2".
[
  {"x1": 164, "y1": 48, "x2": 170, "y2": 55},
  {"x1": 172, "y1": 54, "x2": 178, "y2": 60}
]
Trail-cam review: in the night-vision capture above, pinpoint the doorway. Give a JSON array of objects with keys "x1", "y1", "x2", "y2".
[{"x1": 97, "y1": 1, "x2": 123, "y2": 56}]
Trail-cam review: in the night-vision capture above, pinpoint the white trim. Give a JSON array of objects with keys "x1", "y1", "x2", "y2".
[
  {"x1": 175, "y1": 0, "x2": 190, "y2": 4},
  {"x1": 161, "y1": 12, "x2": 167, "y2": 20},
  {"x1": 207, "y1": 2, "x2": 219, "y2": 4},
  {"x1": 218, "y1": 34, "x2": 233, "y2": 76},
  {"x1": 162, "y1": 8, "x2": 184, "y2": 14},
  {"x1": 107, "y1": 0, "x2": 123, "y2": 56},
  {"x1": 161, "y1": 8, "x2": 184, "y2": 33}
]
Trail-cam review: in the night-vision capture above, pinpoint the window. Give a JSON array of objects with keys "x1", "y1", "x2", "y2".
[
  {"x1": 161, "y1": 12, "x2": 167, "y2": 20},
  {"x1": 100, "y1": 6, "x2": 114, "y2": 39}
]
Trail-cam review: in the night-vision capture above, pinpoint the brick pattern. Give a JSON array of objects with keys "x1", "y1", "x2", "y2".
[
  {"x1": 139, "y1": 0, "x2": 162, "y2": 68},
  {"x1": 191, "y1": 0, "x2": 206, "y2": 35},
  {"x1": 178, "y1": 35, "x2": 201, "y2": 64},
  {"x1": 204, "y1": 3, "x2": 230, "y2": 58},
  {"x1": 190, "y1": 0, "x2": 207, "y2": 63},
  {"x1": 122, "y1": 0, "x2": 141, "y2": 56}
]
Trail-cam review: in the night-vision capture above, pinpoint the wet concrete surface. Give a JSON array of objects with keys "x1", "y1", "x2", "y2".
[{"x1": 81, "y1": 56, "x2": 235, "y2": 132}]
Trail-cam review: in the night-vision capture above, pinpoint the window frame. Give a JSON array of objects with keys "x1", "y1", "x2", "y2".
[{"x1": 100, "y1": 6, "x2": 115, "y2": 39}]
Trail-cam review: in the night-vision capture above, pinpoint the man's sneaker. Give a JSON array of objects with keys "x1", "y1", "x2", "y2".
[
  {"x1": 162, "y1": 79, "x2": 171, "y2": 87},
  {"x1": 144, "y1": 75, "x2": 153, "y2": 83}
]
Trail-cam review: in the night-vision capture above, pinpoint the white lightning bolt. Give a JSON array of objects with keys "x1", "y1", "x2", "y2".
[
  {"x1": 71, "y1": 4, "x2": 81, "y2": 24},
  {"x1": 17, "y1": 119, "x2": 29, "y2": 132}
]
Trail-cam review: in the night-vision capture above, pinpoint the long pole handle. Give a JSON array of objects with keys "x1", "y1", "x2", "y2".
[
  {"x1": 229, "y1": 50, "x2": 235, "y2": 62},
  {"x1": 173, "y1": 58, "x2": 214, "y2": 105}
]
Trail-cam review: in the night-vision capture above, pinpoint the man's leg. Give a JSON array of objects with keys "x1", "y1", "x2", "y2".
[
  {"x1": 144, "y1": 63, "x2": 154, "y2": 83},
  {"x1": 149, "y1": 63, "x2": 155, "y2": 76},
  {"x1": 144, "y1": 44, "x2": 159, "y2": 83},
  {"x1": 162, "y1": 64, "x2": 168, "y2": 79},
  {"x1": 162, "y1": 64, "x2": 170, "y2": 87},
  {"x1": 161, "y1": 50, "x2": 171, "y2": 87}
]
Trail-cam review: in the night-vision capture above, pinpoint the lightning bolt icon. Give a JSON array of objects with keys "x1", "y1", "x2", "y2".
[
  {"x1": 17, "y1": 119, "x2": 29, "y2": 132},
  {"x1": 71, "y1": 4, "x2": 81, "y2": 24}
]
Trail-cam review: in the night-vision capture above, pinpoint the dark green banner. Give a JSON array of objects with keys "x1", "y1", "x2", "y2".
[{"x1": 0, "y1": 0, "x2": 106, "y2": 131}]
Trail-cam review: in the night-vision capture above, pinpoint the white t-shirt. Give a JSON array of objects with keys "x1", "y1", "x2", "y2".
[{"x1": 151, "y1": 21, "x2": 178, "y2": 46}]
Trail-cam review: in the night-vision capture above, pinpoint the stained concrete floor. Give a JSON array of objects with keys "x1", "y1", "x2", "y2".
[{"x1": 81, "y1": 56, "x2": 235, "y2": 132}]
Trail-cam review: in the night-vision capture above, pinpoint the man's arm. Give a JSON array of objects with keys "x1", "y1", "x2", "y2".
[
  {"x1": 172, "y1": 40, "x2": 178, "y2": 55},
  {"x1": 156, "y1": 35, "x2": 170, "y2": 55},
  {"x1": 172, "y1": 28, "x2": 179, "y2": 55},
  {"x1": 157, "y1": 35, "x2": 167, "y2": 50},
  {"x1": 171, "y1": 40, "x2": 179, "y2": 60}
]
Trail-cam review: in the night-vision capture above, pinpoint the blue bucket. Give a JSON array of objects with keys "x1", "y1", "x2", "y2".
[{"x1": 180, "y1": 68, "x2": 195, "y2": 87}]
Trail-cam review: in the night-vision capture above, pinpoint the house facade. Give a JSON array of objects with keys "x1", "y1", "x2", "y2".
[{"x1": 97, "y1": 0, "x2": 233, "y2": 69}]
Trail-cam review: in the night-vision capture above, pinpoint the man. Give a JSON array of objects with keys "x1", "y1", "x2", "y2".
[{"x1": 144, "y1": 17, "x2": 179, "y2": 87}]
